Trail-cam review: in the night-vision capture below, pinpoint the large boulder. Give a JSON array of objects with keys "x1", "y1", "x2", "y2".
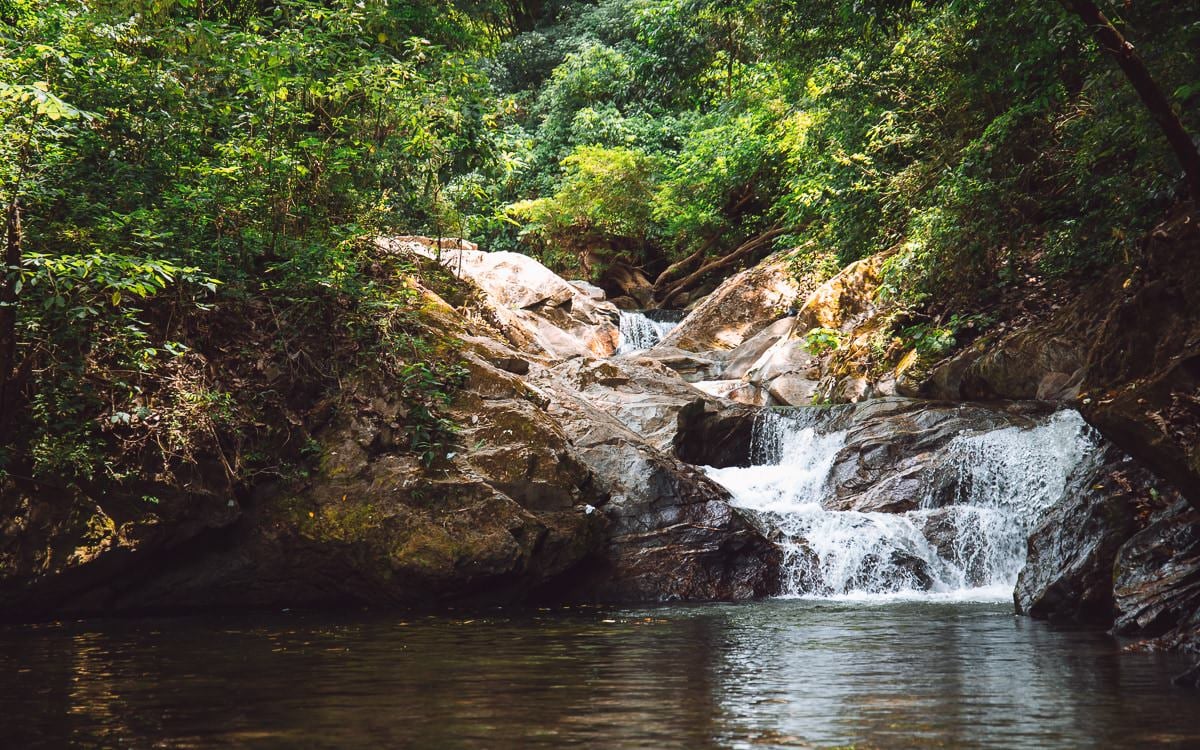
[
  {"x1": 25, "y1": 335, "x2": 613, "y2": 614},
  {"x1": 597, "y1": 262, "x2": 654, "y2": 307},
  {"x1": 918, "y1": 328, "x2": 1085, "y2": 402},
  {"x1": 535, "y1": 376, "x2": 780, "y2": 601},
  {"x1": 658, "y1": 251, "x2": 807, "y2": 353},
  {"x1": 721, "y1": 316, "x2": 796, "y2": 380},
  {"x1": 0, "y1": 471, "x2": 239, "y2": 619},
  {"x1": 379, "y1": 237, "x2": 621, "y2": 360},
  {"x1": 624, "y1": 346, "x2": 726, "y2": 383},
  {"x1": 543, "y1": 357, "x2": 713, "y2": 453},
  {"x1": 692, "y1": 379, "x2": 773, "y2": 407},
  {"x1": 1082, "y1": 350, "x2": 1200, "y2": 510},
  {"x1": 0, "y1": 338, "x2": 610, "y2": 615},
  {"x1": 740, "y1": 253, "x2": 890, "y2": 406},
  {"x1": 1014, "y1": 446, "x2": 1166, "y2": 627},
  {"x1": 821, "y1": 398, "x2": 1051, "y2": 513}
]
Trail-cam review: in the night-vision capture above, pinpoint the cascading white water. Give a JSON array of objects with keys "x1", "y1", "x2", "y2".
[
  {"x1": 615, "y1": 311, "x2": 680, "y2": 354},
  {"x1": 705, "y1": 408, "x2": 1100, "y2": 601}
]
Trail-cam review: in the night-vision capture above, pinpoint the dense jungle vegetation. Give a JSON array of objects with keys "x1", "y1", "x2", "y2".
[{"x1": 1, "y1": 0, "x2": 1197, "y2": 493}]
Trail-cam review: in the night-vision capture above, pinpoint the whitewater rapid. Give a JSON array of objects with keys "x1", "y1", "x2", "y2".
[
  {"x1": 615, "y1": 311, "x2": 682, "y2": 354},
  {"x1": 704, "y1": 407, "x2": 1101, "y2": 602}
]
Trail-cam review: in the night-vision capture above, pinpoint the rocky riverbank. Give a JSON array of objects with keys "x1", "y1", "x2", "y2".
[{"x1": 2, "y1": 232, "x2": 1197, "y2": 685}]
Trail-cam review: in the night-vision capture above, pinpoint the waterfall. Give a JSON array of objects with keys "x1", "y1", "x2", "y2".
[
  {"x1": 615, "y1": 311, "x2": 683, "y2": 354},
  {"x1": 704, "y1": 408, "x2": 1100, "y2": 601}
]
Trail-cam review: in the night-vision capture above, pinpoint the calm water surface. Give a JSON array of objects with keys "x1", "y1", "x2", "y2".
[{"x1": 2, "y1": 600, "x2": 1197, "y2": 749}]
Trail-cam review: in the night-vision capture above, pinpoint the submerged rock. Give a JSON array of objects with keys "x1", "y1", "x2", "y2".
[{"x1": 913, "y1": 508, "x2": 989, "y2": 587}]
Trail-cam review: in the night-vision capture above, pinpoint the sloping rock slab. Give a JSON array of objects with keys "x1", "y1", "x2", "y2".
[
  {"x1": 536, "y1": 377, "x2": 780, "y2": 601},
  {"x1": 823, "y1": 398, "x2": 1051, "y2": 513},
  {"x1": 380, "y1": 236, "x2": 621, "y2": 359},
  {"x1": 544, "y1": 357, "x2": 712, "y2": 453}
]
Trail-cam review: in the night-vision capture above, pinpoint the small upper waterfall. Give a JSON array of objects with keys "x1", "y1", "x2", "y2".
[
  {"x1": 704, "y1": 408, "x2": 1101, "y2": 601},
  {"x1": 615, "y1": 310, "x2": 684, "y2": 354}
]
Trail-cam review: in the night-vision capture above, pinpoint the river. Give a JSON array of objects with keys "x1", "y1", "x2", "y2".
[
  {"x1": 5, "y1": 345, "x2": 1197, "y2": 747},
  {"x1": 1, "y1": 601, "x2": 1196, "y2": 748}
]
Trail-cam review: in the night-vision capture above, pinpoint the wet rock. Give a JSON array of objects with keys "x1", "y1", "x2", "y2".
[
  {"x1": 675, "y1": 401, "x2": 760, "y2": 468},
  {"x1": 1112, "y1": 501, "x2": 1200, "y2": 651},
  {"x1": 1083, "y1": 351, "x2": 1200, "y2": 510},
  {"x1": 538, "y1": 378, "x2": 781, "y2": 601},
  {"x1": 1174, "y1": 662, "x2": 1200, "y2": 688},
  {"x1": 823, "y1": 398, "x2": 1048, "y2": 513},
  {"x1": 915, "y1": 508, "x2": 988, "y2": 586},
  {"x1": 842, "y1": 548, "x2": 934, "y2": 593},
  {"x1": 1014, "y1": 446, "x2": 1154, "y2": 627}
]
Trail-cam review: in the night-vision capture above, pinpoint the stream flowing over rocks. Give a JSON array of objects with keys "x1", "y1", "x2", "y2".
[
  {"x1": 615, "y1": 310, "x2": 684, "y2": 354},
  {"x1": 704, "y1": 405, "x2": 1100, "y2": 599},
  {"x1": 3, "y1": 235, "x2": 1198, "y2": 682}
]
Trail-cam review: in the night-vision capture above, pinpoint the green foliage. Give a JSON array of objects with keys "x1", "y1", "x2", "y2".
[
  {"x1": 0, "y1": 0, "x2": 507, "y2": 486},
  {"x1": 3, "y1": 0, "x2": 1198, "y2": 489},
  {"x1": 803, "y1": 327, "x2": 843, "y2": 357},
  {"x1": 900, "y1": 313, "x2": 992, "y2": 359},
  {"x1": 506, "y1": 145, "x2": 657, "y2": 272},
  {"x1": 398, "y1": 360, "x2": 470, "y2": 467}
]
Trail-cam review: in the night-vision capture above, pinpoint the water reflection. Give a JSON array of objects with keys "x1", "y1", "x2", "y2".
[{"x1": 0, "y1": 601, "x2": 1196, "y2": 748}]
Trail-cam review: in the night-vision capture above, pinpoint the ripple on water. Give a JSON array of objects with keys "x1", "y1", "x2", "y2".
[{"x1": 0, "y1": 603, "x2": 1196, "y2": 749}]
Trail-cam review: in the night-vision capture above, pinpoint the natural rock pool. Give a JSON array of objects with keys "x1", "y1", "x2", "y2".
[{"x1": 3, "y1": 601, "x2": 1197, "y2": 749}]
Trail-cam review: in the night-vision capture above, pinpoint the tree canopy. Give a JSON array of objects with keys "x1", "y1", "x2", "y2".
[{"x1": 1, "y1": 0, "x2": 1197, "y2": 485}]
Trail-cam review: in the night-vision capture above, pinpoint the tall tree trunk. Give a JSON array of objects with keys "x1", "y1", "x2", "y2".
[
  {"x1": 1062, "y1": 0, "x2": 1200, "y2": 200},
  {"x1": 0, "y1": 199, "x2": 21, "y2": 429}
]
